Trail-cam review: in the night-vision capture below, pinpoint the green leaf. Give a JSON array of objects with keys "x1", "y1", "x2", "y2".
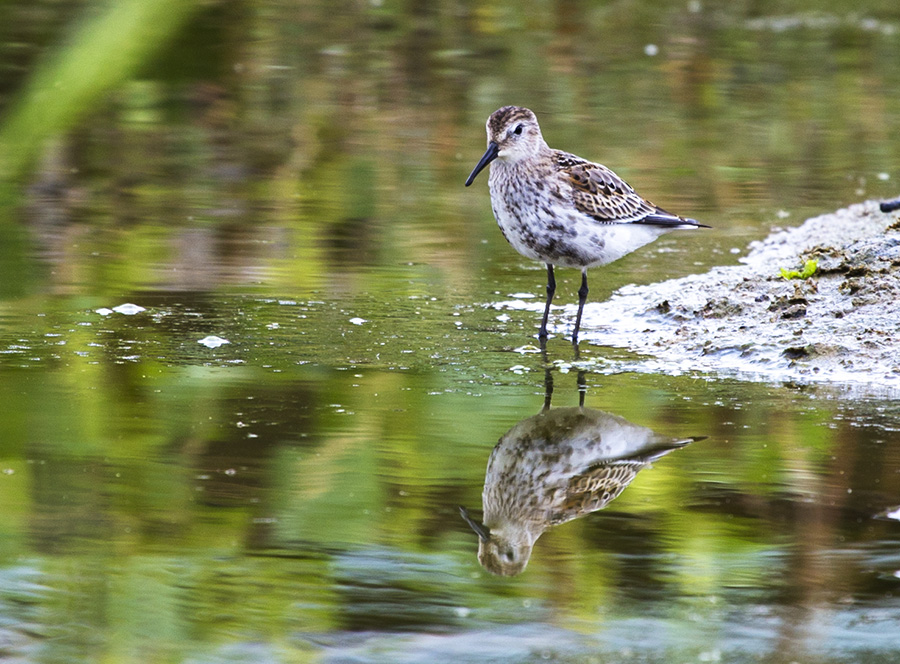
[{"x1": 780, "y1": 259, "x2": 818, "y2": 280}]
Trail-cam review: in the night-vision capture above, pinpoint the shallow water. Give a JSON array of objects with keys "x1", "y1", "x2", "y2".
[
  {"x1": 2, "y1": 292, "x2": 900, "y2": 663},
  {"x1": 2, "y1": 2, "x2": 900, "y2": 663}
]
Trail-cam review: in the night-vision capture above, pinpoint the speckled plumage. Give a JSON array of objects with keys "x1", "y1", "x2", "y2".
[
  {"x1": 462, "y1": 406, "x2": 695, "y2": 576},
  {"x1": 466, "y1": 105, "x2": 708, "y2": 343}
]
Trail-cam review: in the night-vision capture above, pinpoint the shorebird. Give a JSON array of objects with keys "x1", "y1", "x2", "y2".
[
  {"x1": 459, "y1": 403, "x2": 697, "y2": 576},
  {"x1": 465, "y1": 105, "x2": 708, "y2": 343}
]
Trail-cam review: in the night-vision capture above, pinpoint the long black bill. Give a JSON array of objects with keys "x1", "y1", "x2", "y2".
[
  {"x1": 464, "y1": 141, "x2": 499, "y2": 186},
  {"x1": 458, "y1": 505, "x2": 491, "y2": 542}
]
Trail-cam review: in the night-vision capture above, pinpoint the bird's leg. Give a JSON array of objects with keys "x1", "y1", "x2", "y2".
[
  {"x1": 540, "y1": 337, "x2": 553, "y2": 412},
  {"x1": 572, "y1": 270, "x2": 589, "y2": 345},
  {"x1": 577, "y1": 370, "x2": 587, "y2": 408},
  {"x1": 542, "y1": 365, "x2": 553, "y2": 412},
  {"x1": 540, "y1": 331, "x2": 553, "y2": 412},
  {"x1": 539, "y1": 263, "x2": 555, "y2": 339}
]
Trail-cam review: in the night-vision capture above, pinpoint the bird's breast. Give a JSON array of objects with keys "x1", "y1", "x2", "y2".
[{"x1": 488, "y1": 165, "x2": 584, "y2": 265}]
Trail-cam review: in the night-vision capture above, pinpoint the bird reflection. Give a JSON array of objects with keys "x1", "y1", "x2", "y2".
[{"x1": 460, "y1": 367, "x2": 700, "y2": 576}]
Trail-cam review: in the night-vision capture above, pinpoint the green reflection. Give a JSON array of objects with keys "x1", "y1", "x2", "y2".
[{"x1": 0, "y1": 0, "x2": 204, "y2": 181}]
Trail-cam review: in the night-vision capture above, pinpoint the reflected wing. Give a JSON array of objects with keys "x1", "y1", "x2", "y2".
[{"x1": 549, "y1": 461, "x2": 644, "y2": 524}]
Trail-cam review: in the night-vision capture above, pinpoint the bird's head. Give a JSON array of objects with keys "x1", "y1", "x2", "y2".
[
  {"x1": 465, "y1": 106, "x2": 546, "y2": 186},
  {"x1": 477, "y1": 535, "x2": 534, "y2": 577},
  {"x1": 459, "y1": 504, "x2": 535, "y2": 576}
]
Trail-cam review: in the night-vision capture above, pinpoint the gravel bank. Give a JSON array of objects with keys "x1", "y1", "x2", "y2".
[{"x1": 577, "y1": 200, "x2": 900, "y2": 389}]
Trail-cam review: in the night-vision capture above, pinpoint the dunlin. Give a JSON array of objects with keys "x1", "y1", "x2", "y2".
[
  {"x1": 465, "y1": 106, "x2": 708, "y2": 343},
  {"x1": 459, "y1": 401, "x2": 697, "y2": 576}
]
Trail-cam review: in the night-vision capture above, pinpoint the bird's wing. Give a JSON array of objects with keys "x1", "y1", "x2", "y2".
[
  {"x1": 557, "y1": 152, "x2": 700, "y2": 227},
  {"x1": 548, "y1": 461, "x2": 643, "y2": 524}
]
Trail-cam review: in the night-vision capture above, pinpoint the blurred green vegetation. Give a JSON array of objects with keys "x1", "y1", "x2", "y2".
[
  {"x1": 0, "y1": 0, "x2": 204, "y2": 181},
  {"x1": 0, "y1": 0, "x2": 898, "y2": 300}
]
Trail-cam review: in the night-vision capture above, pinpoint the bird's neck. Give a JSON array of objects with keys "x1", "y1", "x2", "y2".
[{"x1": 489, "y1": 146, "x2": 553, "y2": 184}]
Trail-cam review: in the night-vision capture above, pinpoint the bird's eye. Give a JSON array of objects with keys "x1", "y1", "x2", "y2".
[{"x1": 513, "y1": 124, "x2": 523, "y2": 136}]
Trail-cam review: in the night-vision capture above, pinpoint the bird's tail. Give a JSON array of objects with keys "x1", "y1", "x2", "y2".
[
  {"x1": 634, "y1": 436, "x2": 705, "y2": 464},
  {"x1": 636, "y1": 210, "x2": 710, "y2": 229}
]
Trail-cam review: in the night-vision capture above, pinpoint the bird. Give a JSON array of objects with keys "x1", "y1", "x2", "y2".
[
  {"x1": 465, "y1": 105, "x2": 709, "y2": 344},
  {"x1": 459, "y1": 403, "x2": 698, "y2": 576}
]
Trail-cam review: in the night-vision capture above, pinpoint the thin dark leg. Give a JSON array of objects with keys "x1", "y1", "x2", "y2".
[
  {"x1": 577, "y1": 370, "x2": 587, "y2": 408},
  {"x1": 540, "y1": 333, "x2": 553, "y2": 411},
  {"x1": 572, "y1": 270, "x2": 589, "y2": 345},
  {"x1": 539, "y1": 263, "x2": 556, "y2": 339},
  {"x1": 542, "y1": 365, "x2": 554, "y2": 412}
]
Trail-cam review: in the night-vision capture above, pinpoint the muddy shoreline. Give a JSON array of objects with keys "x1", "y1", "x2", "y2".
[{"x1": 574, "y1": 199, "x2": 900, "y2": 390}]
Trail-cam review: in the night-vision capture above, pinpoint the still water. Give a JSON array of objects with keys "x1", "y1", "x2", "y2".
[
  {"x1": 2, "y1": 1, "x2": 900, "y2": 663},
  {"x1": 3, "y1": 291, "x2": 900, "y2": 662}
]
